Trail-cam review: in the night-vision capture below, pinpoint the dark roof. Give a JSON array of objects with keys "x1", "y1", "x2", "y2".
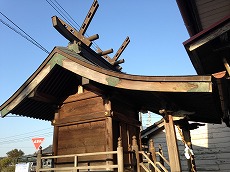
[
  {"x1": 141, "y1": 118, "x2": 164, "y2": 138},
  {"x1": 176, "y1": 0, "x2": 230, "y2": 126},
  {"x1": 42, "y1": 145, "x2": 52, "y2": 155},
  {"x1": 176, "y1": 0, "x2": 230, "y2": 36},
  {"x1": 0, "y1": 44, "x2": 223, "y2": 124},
  {"x1": 183, "y1": 15, "x2": 230, "y2": 75}
]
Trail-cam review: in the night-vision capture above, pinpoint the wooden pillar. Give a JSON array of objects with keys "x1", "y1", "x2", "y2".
[
  {"x1": 149, "y1": 139, "x2": 157, "y2": 172},
  {"x1": 117, "y1": 137, "x2": 124, "y2": 172},
  {"x1": 132, "y1": 136, "x2": 140, "y2": 172},
  {"x1": 158, "y1": 144, "x2": 164, "y2": 165},
  {"x1": 104, "y1": 97, "x2": 114, "y2": 171},
  {"x1": 164, "y1": 114, "x2": 181, "y2": 172},
  {"x1": 223, "y1": 58, "x2": 230, "y2": 76},
  {"x1": 36, "y1": 147, "x2": 42, "y2": 172},
  {"x1": 52, "y1": 110, "x2": 59, "y2": 157},
  {"x1": 181, "y1": 121, "x2": 197, "y2": 172}
]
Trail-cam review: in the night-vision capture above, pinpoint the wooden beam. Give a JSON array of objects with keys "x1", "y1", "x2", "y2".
[
  {"x1": 62, "y1": 58, "x2": 213, "y2": 92},
  {"x1": 28, "y1": 90, "x2": 58, "y2": 104},
  {"x1": 79, "y1": 0, "x2": 99, "y2": 36},
  {"x1": 223, "y1": 58, "x2": 230, "y2": 76},
  {"x1": 164, "y1": 114, "x2": 181, "y2": 171},
  {"x1": 111, "y1": 37, "x2": 130, "y2": 62},
  {"x1": 52, "y1": 16, "x2": 92, "y2": 46},
  {"x1": 96, "y1": 47, "x2": 113, "y2": 62},
  {"x1": 188, "y1": 22, "x2": 230, "y2": 51}
]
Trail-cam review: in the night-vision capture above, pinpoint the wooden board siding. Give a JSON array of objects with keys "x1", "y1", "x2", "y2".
[
  {"x1": 111, "y1": 99, "x2": 140, "y2": 166},
  {"x1": 57, "y1": 120, "x2": 106, "y2": 162},
  {"x1": 148, "y1": 122, "x2": 230, "y2": 171},
  {"x1": 53, "y1": 89, "x2": 110, "y2": 165},
  {"x1": 59, "y1": 92, "x2": 104, "y2": 122},
  {"x1": 195, "y1": 0, "x2": 230, "y2": 29}
]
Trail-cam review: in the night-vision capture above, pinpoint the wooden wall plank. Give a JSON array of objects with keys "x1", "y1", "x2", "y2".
[
  {"x1": 63, "y1": 89, "x2": 101, "y2": 103},
  {"x1": 56, "y1": 120, "x2": 106, "y2": 163},
  {"x1": 60, "y1": 96, "x2": 104, "y2": 119}
]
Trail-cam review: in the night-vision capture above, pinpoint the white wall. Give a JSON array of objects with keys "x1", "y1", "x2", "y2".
[{"x1": 148, "y1": 122, "x2": 230, "y2": 171}]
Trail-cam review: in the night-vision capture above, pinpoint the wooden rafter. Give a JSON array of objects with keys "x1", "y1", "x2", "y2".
[
  {"x1": 52, "y1": 0, "x2": 129, "y2": 70},
  {"x1": 79, "y1": 0, "x2": 99, "y2": 36},
  {"x1": 52, "y1": 0, "x2": 99, "y2": 47},
  {"x1": 111, "y1": 36, "x2": 130, "y2": 63},
  {"x1": 97, "y1": 37, "x2": 130, "y2": 69}
]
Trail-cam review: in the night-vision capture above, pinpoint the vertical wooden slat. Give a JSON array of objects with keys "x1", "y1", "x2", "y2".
[
  {"x1": 105, "y1": 116, "x2": 114, "y2": 171},
  {"x1": 52, "y1": 110, "x2": 59, "y2": 157},
  {"x1": 149, "y1": 139, "x2": 157, "y2": 172},
  {"x1": 104, "y1": 97, "x2": 114, "y2": 171},
  {"x1": 36, "y1": 147, "x2": 42, "y2": 172},
  {"x1": 117, "y1": 137, "x2": 124, "y2": 172},
  {"x1": 164, "y1": 115, "x2": 181, "y2": 172},
  {"x1": 182, "y1": 123, "x2": 197, "y2": 172},
  {"x1": 132, "y1": 136, "x2": 140, "y2": 172}
]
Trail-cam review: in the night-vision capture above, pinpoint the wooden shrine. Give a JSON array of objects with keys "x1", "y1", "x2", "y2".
[{"x1": 0, "y1": 1, "x2": 224, "y2": 171}]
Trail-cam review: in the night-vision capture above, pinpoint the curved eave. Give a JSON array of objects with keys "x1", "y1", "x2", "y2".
[
  {"x1": 0, "y1": 46, "x2": 217, "y2": 121},
  {"x1": 183, "y1": 16, "x2": 230, "y2": 76}
]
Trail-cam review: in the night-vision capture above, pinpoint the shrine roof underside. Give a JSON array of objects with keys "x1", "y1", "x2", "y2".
[{"x1": 0, "y1": 45, "x2": 223, "y2": 124}]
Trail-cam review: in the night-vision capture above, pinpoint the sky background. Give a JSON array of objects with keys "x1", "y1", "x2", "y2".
[{"x1": 0, "y1": 0, "x2": 196, "y2": 157}]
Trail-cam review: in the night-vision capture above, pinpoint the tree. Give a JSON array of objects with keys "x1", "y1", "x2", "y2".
[
  {"x1": 0, "y1": 157, "x2": 14, "y2": 172},
  {"x1": 0, "y1": 149, "x2": 24, "y2": 172},
  {"x1": 6, "y1": 149, "x2": 24, "y2": 165},
  {"x1": 0, "y1": 157, "x2": 11, "y2": 168}
]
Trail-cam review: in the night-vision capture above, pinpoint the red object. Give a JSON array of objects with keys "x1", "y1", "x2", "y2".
[{"x1": 32, "y1": 138, "x2": 44, "y2": 150}]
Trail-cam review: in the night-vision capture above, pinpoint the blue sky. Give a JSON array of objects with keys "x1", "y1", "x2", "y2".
[{"x1": 0, "y1": 1, "x2": 195, "y2": 156}]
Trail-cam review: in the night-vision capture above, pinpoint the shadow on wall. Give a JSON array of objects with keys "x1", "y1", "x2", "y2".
[{"x1": 147, "y1": 122, "x2": 230, "y2": 171}]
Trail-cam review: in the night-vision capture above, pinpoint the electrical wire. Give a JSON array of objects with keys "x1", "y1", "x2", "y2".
[
  {"x1": 45, "y1": 0, "x2": 100, "y2": 51},
  {"x1": 45, "y1": 0, "x2": 76, "y2": 30},
  {"x1": 0, "y1": 11, "x2": 49, "y2": 54},
  {"x1": 0, "y1": 132, "x2": 53, "y2": 145},
  {"x1": 0, "y1": 127, "x2": 53, "y2": 141},
  {"x1": 53, "y1": 0, "x2": 81, "y2": 30},
  {"x1": 0, "y1": 128, "x2": 53, "y2": 145}
]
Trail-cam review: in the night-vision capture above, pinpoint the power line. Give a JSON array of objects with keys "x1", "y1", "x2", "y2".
[
  {"x1": 45, "y1": 0, "x2": 77, "y2": 30},
  {"x1": 0, "y1": 127, "x2": 53, "y2": 145},
  {"x1": 45, "y1": 0, "x2": 100, "y2": 51},
  {"x1": 53, "y1": 0, "x2": 81, "y2": 30},
  {"x1": 0, "y1": 11, "x2": 49, "y2": 54},
  {"x1": 0, "y1": 132, "x2": 53, "y2": 145},
  {"x1": 0, "y1": 127, "x2": 53, "y2": 141}
]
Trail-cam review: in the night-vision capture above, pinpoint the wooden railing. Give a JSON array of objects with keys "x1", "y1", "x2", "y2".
[
  {"x1": 36, "y1": 136, "x2": 170, "y2": 172},
  {"x1": 130, "y1": 136, "x2": 170, "y2": 172},
  {"x1": 36, "y1": 138, "x2": 124, "y2": 172},
  {"x1": 140, "y1": 151, "x2": 169, "y2": 172}
]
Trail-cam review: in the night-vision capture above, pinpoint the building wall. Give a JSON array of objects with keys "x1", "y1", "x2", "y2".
[
  {"x1": 148, "y1": 122, "x2": 230, "y2": 171},
  {"x1": 195, "y1": 0, "x2": 230, "y2": 29},
  {"x1": 190, "y1": 123, "x2": 230, "y2": 171},
  {"x1": 53, "y1": 89, "x2": 110, "y2": 167}
]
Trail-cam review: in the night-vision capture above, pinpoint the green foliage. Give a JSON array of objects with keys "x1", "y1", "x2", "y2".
[
  {"x1": 0, "y1": 149, "x2": 24, "y2": 171},
  {"x1": 0, "y1": 157, "x2": 13, "y2": 171},
  {"x1": 0, "y1": 157, "x2": 11, "y2": 168},
  {"x1": 1, "y1": 165, "x2": 15, "y2": 172},
  {"x1": 7, "y1": 149, "x2": 24, "y2": 159},
  {"x1": 6, "y1": 149, "x2": 24, "y2": 165}
]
